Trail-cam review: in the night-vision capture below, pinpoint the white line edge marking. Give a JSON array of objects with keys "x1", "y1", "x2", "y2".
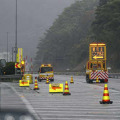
[{"x1": 3, "y1": 83, "x2": 42, "y2": 120}]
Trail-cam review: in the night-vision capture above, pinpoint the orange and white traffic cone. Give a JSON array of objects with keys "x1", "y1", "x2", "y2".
[
  {"x1": 100, "y1": 84, "x2": 113, "y2": 104},
  {"x1": 96, "y1": 76, "x2": 99, "y2": 83},
  {"x1": 33, "y1": 77, "x2": 39, "y2": 90},
  {"x1": 70, "y1": 76, "x2": 74, "y2": 84},
  {"x1": 46, "y1": 77, "x2": 49, "y2": 84},
  {"x1": 63, "y1": 81, "x2": 71, "y2": 95}
]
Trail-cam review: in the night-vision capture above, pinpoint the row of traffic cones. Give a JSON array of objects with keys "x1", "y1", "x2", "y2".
[
  {"x1": 33, "y1": 76, "x2": 113, "y2": 104},
  {"x1": 33, "y1": 77, "x2": 71, "y2": 95}
]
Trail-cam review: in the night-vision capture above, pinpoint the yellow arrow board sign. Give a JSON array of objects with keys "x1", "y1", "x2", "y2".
[
  {"x1": 15, "y1": 63, "x2": 21, "y2": 68},
  {"x1": 49, "y1": 83, "x2": 63, "y2": 93}
]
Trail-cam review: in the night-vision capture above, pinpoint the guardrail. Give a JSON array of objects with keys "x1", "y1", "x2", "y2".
[
  {"x1": 0, "y1": 72, "x2": 119, "y2": 81},
  {"x1": 0, "y1": 75, "x2": 22, "y2": 82},
  {"x1": 54, "y1": 72, "x2": 120, "y2": 79},
  {"x1": 54, "y1": 72, "x2": 85, "y2": 76},
  {"x1": 108, "y1": 73, "x2": 120, "y2": 79}
]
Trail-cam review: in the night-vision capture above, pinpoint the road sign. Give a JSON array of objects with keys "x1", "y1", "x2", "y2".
[
  {"x1": 16, "y1": 48, "x2": 23, "y2": 62},
  {"x1": 49, "y1": 83, "x2": 63, "y2": 93},
  {"x1": 19, "y1": 80, "x2": 29, "y2": 87},
  {"x1": 89, "y1": 43, "x2": 106, "y2": 60},
  {"x1": 15, "y1": 63, "x2": 21, "y2": 68}
]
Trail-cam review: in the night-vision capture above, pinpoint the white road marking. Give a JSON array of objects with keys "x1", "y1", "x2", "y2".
[{"x1": 3, "y1": 83, "x2": 41, "y2": 120}]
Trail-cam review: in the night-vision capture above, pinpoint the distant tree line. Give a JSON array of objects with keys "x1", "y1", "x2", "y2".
[
  {"x1": 35, "y1": 0, "x2": 120, "y2": 72},
  {"x1": 92, "y1": 0, "x2": 120, "y2": 71}
]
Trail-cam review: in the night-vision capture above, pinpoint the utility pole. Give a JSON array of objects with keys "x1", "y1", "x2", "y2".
[
  {"x1": 15, "y1": 0, "x2": 17, "y2": 62},
  {"x1": 7, "y1": 32, "x2": 8, "y2": 62},
  {"x1": 12, "y1": 47, "x2": 14, "y2": 62},
  {"x1": 15, "y1": 0, "x2": 18, "y2": 74}
]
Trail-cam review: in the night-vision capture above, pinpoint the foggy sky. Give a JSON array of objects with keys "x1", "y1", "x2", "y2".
[{"x1": 0, "y1": 0, "x2": 75, "y2": 62}]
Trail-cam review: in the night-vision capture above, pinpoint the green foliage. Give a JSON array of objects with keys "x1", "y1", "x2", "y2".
[
  {"x1": 99, "y1": 0, "x2": 109, "y2": 6},
  {"x1": 92, "y1": 0, "x2": 120, "y2": 70},
  {"x1": 3, "y1": 62, "x2": 15, "y2": 75},
  {"x1": 35, "y1": 0, "x2": 99, "y2": 71}
]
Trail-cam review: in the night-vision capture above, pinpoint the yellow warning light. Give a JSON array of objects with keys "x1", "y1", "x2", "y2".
[
  {"x1": 93, "y1": 47, "x2": 95, "y2": 52},
  {"x1": 48, "y1": 64, "x2": 51, "y2": 67},
  {"x1": 41, "y1": 64, "x2": 52, "y2": 67},
  {"x1": 21, "y1": 60, "x2": 25, "y2": 65},
  {"x1": 41, "y1": 64, "x2": 44, "y2": 67},
  {"x1": 90, "y1": 43, "x2": 105, "y2": 46}
]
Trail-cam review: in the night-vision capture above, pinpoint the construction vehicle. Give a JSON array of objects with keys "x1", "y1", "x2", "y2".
[
  {"x1": 86, "y1": 43, "x2": 108, "y2": 83},
  {"x1": 0, "y1": 59, "x2": 6, "y2": 75},
  {"x1": 38, "y1": 64, "x2": 54, "y2": 82}
]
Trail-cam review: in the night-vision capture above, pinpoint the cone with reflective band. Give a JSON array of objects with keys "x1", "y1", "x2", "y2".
[
  {"x1": 70, "y1": 76, "x2": 74, "y2": 84},
  {"x1": 46, "y1": 77, "x2": 49, "y2": 84},
  {"x1": 96, "y1": 76, "x2": 99, "y2": 83},
  {"x1": 34, "y1": 79, "x2": 39, "y2": 90},
  {"x1": 100, "y1": 84, "x2": 113, "y2": 104},
  {"x1": 63, "y1": 81, "x2": 71, "y2": 95}
]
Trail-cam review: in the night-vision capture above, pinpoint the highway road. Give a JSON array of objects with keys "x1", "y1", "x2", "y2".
[{"x1": 1, "y1": 75, "x2": 120, "y2": 120}]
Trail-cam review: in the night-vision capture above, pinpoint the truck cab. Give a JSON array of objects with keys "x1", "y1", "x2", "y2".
[{"x1": 38, "y1": 64, "x2": 54, "y2": 82}]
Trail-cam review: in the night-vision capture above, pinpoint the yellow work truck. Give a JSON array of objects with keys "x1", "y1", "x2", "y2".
[
  {"x1": 86, "y1": 43, "x2": 108, "y2": 83},
  {"x1": 38, "y1": 64, "x2": 54, "y2": 82}
]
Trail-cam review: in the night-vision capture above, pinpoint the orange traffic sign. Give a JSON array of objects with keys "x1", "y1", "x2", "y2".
[{"x1": 15, "y1": 63, "x2": 21, "y2": 68}]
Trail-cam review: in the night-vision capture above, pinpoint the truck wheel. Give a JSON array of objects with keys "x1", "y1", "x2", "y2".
[
  {"x1": 51, "y1": 79, "x2": 54, "y2": 82},
  {"x1": 89, "y1": 80, "x2": 93, "y2": 83},
  {"x1": 100, "y1": 80, "x2": 104, "y2": 83},
  {"x1": 86, "y1": 75, "x2": 90, "y2": 83}
]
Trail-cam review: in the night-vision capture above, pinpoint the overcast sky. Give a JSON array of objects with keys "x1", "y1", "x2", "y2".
[{"x1": 0, "y1": 0, "x2": 75, "y2": 61}]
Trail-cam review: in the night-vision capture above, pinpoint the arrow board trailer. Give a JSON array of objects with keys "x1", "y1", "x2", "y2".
[
  {"x1": 86, "y1": 43, "x2": 108, "y2": 83},
  {"x1": 49, "y1": 83, "x2": 63, "y2": 93}
]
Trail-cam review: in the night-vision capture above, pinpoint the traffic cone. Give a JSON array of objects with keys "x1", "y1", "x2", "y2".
[
  {"x1": 63, "y1": 81, "x2": 71, "y2": 95},
  {"x1": 70, "y1": 76, "x2": 74, "y2": 83},
  {"x1": 100, "y1": 84, "x2": 113, "y2": 104},
  {"x1": 96, "y1": 76, "x2": 99, "y2": 83},
  {"x1": 34, "y1": 77, "x2": 39, "y2": 90},
  {"x1": 46, "y1": 77, "x2": 49, "y2": 84}
]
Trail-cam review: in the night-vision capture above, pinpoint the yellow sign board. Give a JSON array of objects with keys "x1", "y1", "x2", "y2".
[
  {"x1": 19, "y1": 80, "x2": 29, "y2": 87},
  {"x1": 89, "y1": 43, "x2": 106, "y2": 61},
  {"x1": 15, "y1": 63, "x2": 21, "y2": 68},
  {"x1": 24, "y1": 74, "x2": 33, "y2": 84},
  {"x1": 49, "y1": 83, "x2": 63, "y2": 93},
  {"x1": 16, "y1": 48, "x2": 23, "y2": 63}
]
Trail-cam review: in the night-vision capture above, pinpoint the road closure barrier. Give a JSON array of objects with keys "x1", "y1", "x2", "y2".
[
  {"x1": 49, "y1": 83, "x2": 63, "y2": 93},
  {"x1": 19, "y1": 80, "x2": 29, "y2": 87}
]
